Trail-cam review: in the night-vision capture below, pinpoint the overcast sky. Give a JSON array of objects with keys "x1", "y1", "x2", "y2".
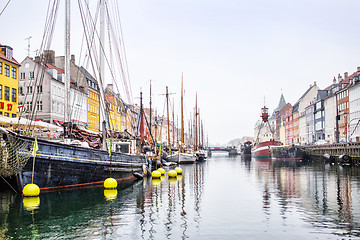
[{"x1": 2, "y1": 0, "x2": 360, "y2": 145}]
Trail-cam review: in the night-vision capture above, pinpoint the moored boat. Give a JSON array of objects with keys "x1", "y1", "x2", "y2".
[
  {"x1": 0, "y1": 1, "x2": 147, "y2": 193},
  {"x1": 270, "y1": 144, "x2": 310, "y2": 161},
  {"x1": 167, "y1": 152, "x2": 196, "y2": 164},
  {"x1": 252, "y1": 104, "x2": 282, "y2": 158},
  {"x1": 241, "y1": 141, "x2": 252, "y2": 157},
  {"x1": 0, "y1": 127, "x2": 145, "y2": 192},
  {"x1": 252, "y1": 140, "x2": 281, "y2": 158}
]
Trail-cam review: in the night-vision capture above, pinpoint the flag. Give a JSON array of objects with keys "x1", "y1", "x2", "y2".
[
  {"x1": 32, "y1": 137, "x2": 38, "y2": 156},
  {"x1": 107, "y1": 139, "x2": 112, "y2": 157}
]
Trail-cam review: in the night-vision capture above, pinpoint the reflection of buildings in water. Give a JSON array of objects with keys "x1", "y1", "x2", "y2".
[
  {"x1": 338, "y1": 175, "x2": 353, "y2": 224},
  {"x1": 255, "y1": 160, "x2": 360, "y2": 236}
]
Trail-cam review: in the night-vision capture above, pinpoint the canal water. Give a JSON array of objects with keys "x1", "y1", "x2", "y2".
[{"x1": 1, "y1": 153, "x2": 360, "y2": 239}]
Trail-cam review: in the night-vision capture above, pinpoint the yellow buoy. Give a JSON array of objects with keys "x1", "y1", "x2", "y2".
[
  {"x1": 104, "y1": 189, "x2": 118, "y2": 201},
  {"x1": 175, "y1": 167, "x2": 183, "y2": 175},
  {"x1": 23, "y1": 184, "x2": 40, "y2": 197},
  {"x1": 23, "y1": 196, "x2": 40, "y2": 211},
  {"x1": 104, "y1": 178, "x2": 117, "y2": 189},
  {"x1": 157, "y1": 168, "x2": 165, "y2": 175},
  {"x1": 152, "y1": 170, "x2": 161, "y2": 178},
  {"x1": 168, "y1": 169, "x2": 177, "y2": 178}
]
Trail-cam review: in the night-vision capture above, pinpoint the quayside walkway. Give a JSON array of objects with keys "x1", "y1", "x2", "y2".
[{"x1": 304, "y1": 142, "x2": 360, "y2": 162}]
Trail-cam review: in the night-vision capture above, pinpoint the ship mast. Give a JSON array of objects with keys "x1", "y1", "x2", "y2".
[
  {"x1": 149, "y1": 80, "x2": 152, "y2": 144},
  {"x1": 194, "y1": 93, "x2": 198, "y2": 151},
  {"x1": 172, "y1": 98, "x2": 175, "y2": 148},
  {"x1": 64, "y1": 0, "x2": 70, "y2": 124},
  {"x1": 166, "y1": 86, "x2": 171, "y2": 153},
  {"x1": 181, "y1": 73, "x2": 184, "y2": 152}
]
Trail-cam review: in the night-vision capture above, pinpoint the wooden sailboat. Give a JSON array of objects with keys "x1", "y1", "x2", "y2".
[
  {"x1": 166, "y1": 74, "x2": 196, "y2": 164},
  {"x1": 0, "y1": 0, "x2": 146, "y2": 192}
]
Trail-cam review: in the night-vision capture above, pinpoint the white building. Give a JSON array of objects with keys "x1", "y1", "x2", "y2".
[
  {"x1": 349, "y1": 77, "x2": 360, "y2": 142},
  {"x1": 297, "y1": 82, "x2": 320, "y2": 144}
]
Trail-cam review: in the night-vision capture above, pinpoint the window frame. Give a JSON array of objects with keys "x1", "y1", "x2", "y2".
[
  {"x1": 4, "y1": 86, "x2": 9, "y2": 101},
  {"x1": 11, "y1": 88, "x2": 16, "y2": 103}
]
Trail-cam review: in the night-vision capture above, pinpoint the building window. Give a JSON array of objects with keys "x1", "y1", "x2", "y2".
[
  {"x1": 20, "y1": 72, "x2": 25, "y2": 80},
  {"x1": 27, "y1": 86, "x2": 32, "y2": 94},
  {"x1": 25, "y1": 102, "x2": 32, "y2": 112},
  {"x1": 37, "y1": 85, "x2": 42, "y2": 93},
  {"x1": 12, "y1": 114, "x2": 16, "y2": 118},
  {"x1": 36, "y1": 101, "x2": 43, "y2": 111},
  {"x1": 12, "y1": 67, "x2": 17, "y2": 79},
  {"x1": 4, "y1": 64, "x2": 10, "y2": 77},
  {"x1": 0, "y1": 85, "x2": 2, "y2": 99},
  {"x1": 4, "y1": 87, "x2": 9, "y2": 101},
  {"x1": 0, "y1": 62, "x2": 2, "y2": 74},
  {"x1": 29, "y1": 72, "x2": 34, "y2": 79},
  {"x1": 4, "y1": 112, "x2": 9, "y2": 117},
  {"x1": 19, "y1": 87, "x2": 23, "y2": 95},
  {"x1": 11, "y1": 88, "x2": 16, "y2": 103}
]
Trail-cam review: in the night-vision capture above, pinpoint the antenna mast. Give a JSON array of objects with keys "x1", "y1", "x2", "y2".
[{"x1": 25, "y1": 36, "x2": 32, "y2": 57}]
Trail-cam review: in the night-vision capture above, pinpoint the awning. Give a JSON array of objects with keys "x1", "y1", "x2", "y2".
[{"x1": 54, "y1": 120, "x2": 63, "y2": 127}]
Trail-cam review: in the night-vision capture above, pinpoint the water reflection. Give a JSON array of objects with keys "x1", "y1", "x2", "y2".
[
  {"x1": 254, "y1": 158, "x2": 360, "y2": 238},
  {"x1": 2, "y1": 157, "x2": 360, "y2": 239}
]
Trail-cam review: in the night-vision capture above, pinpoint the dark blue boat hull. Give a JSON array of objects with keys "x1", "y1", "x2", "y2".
[{"x1": 13, "y1": 134, "x2": 145, "y2": 191}]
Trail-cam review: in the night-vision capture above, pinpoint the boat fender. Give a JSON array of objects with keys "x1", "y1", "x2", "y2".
[
  {"x1": 339, "y1": 154, "x2": 351, "y2": 163},
  {"x1": 133, "y1": 172, "x2": 144, "y2": 180}
]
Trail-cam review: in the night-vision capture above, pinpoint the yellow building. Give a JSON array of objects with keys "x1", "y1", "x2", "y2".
[
  {"x1": 0, "y1": 45, "x2": 20, "y2": 118},
  {"x1": 87, "y1": 88, "x2": 100, "y2": 131},
  {"x1": 106, "y1": 95, "x2": 121, "y2": 132},
  {"x1": 78, "y1": 66, "x2": 100, "y2": 132}
]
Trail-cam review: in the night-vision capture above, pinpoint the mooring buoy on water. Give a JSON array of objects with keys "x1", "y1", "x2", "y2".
[
  {"x1": 104, "y1": 178, "x2": 117, "y2": 189},
  {"x1": 175, "y1": 167, "x2": 182, "y2": 174},
  {"x1": 168, "y1": 170, "x2": 177, "y2": 178},
  {"x1": 157, "y1": 168, "x2": 165, "y2": 175},
  {"x1": 23, "y1": 184, "x2": 40, "y2": 197},
  {"x1": 152, "y1": 170, "x2": 161, "y2": 178}
]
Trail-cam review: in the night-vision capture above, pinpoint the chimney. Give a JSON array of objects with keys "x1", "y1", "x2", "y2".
[
  {"x1": 314, "y1": 81, "x2": 316, "y2": 86},
  {"x1": 338, "y1": 73, "x2": 342, "y2": 83},
  {"x1": 71, "y1": 54, "x2": 75, "y2": 63},
  {"x1": 333, "y1": 77, "x2": 336, "y2": 84},
  {"x1": 107, "y1": 84, "x2": 114, "y2": 92},
  {"x1": 344, "y1": 72, "x2": 348, "y2": 78},
  {"x1": 357, "y1": 67, "x2": 360, "y2": 72},
  {"x1": 35, "y1": 56, "x2": 41, "y2": 63},
  {"x1": 44, "y1": 50, "x2": 55, "y2": 65}
]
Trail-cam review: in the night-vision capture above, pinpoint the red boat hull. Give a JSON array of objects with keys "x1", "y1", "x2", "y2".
[{"x1": 252, "y1": 140, "x2": 282, "y2": 158}]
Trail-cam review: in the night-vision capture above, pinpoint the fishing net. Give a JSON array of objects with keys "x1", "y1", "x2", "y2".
[{"x1": 0, "y1": 133, "x2": 32, "y2": 177}]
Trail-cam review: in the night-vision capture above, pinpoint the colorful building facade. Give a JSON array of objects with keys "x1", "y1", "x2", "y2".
[{"x1": 0, "y1": 45, "x2": 20, "y2": 118}]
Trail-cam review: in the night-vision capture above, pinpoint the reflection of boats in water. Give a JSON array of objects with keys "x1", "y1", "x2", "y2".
[{"x1": 2, "y1": 181, "x2": 140, "y2": 239}]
